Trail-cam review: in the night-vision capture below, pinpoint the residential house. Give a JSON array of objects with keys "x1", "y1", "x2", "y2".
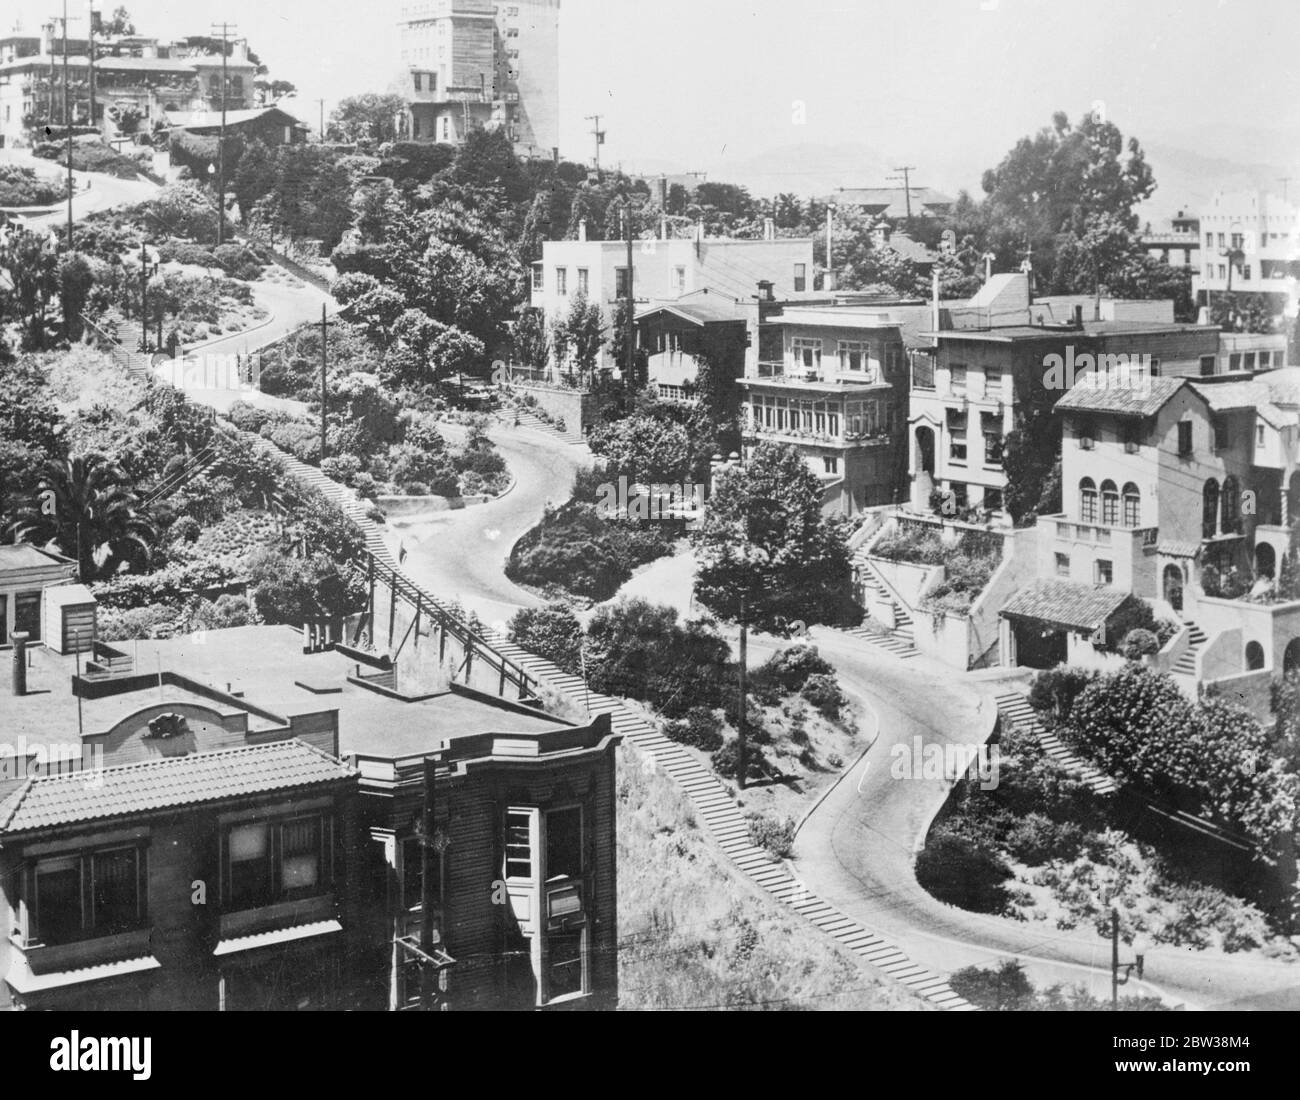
[
  {"x1": 164, "y1": 106, "x2": 309, "y2": 147},
  {"x1": 830, "y1": 186, "x2": 955, "y2": 221},
  {"x1": 635, "y1": 289, "x2": 751, "y2": 411},
  {"x1": 398, "y1": 0, "x2": 560, "y2": 156},
  {"x1": 1141, "y1": 209, "x2": 1201, "y2": 270}
]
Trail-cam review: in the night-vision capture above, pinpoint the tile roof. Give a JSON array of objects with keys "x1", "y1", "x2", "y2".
[
  {"x1": 1158, "y1": 540, "x2": 1200, "y2": 559},
  {"x1": 0, "y1": 740, "x2": 354, "y2": 835},
  {"x1": 1000, "y1": 580, "x2": 1130, "y2": 631},
  {"x1": 1054, "y1": 375, "x2": 1186, "y2": 418},
  {"x1": 1188, "y1": 380, "x2": 1271, "y2": 411}
]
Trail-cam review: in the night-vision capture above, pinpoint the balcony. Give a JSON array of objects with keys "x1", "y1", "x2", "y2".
[
  {"x1": 1045, "y1": 515, "x2": 1158, "y2": 549},
  {"x1": 744, "y1": 421, "x2": 890, "y2": 448}
]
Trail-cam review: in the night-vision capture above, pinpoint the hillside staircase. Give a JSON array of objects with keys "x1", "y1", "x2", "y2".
[
  {"x1": 514, "y1": 410, "x2": 587, "y2": 446},
  {"x1": 850, "y1": 549, "x2": 920, "y2": 660},
  {"x1": 1171, "y1": 620, "x2": 1207, "y2": 678},
  {"x1": 993, "y1": 691, "x2": 1118, "y2": 795}
]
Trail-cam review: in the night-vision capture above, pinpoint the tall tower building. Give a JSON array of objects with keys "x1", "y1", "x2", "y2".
[{"x1": 397, "y1": 0, "x2": 559, "y2": 157}]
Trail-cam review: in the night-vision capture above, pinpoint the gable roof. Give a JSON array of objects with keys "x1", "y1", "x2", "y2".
[
  {"x1": 1000, "y1": 580, "x2": 1129, "y2": 632},
  {"x1": 637, "y1": 290, "x2": 749, "y2": 325},
  {"x1": 1054, "y1": 375, "x2": 1187, "y2": 419},
  {"x1": 164, "y1": 107, "x2": 307, "y2": 131},
  {"x1": 0, "y1": 739, "x2": 354, "y2": 836},
  {"x1": 1187, "y1": 380, "x2": 1271, "y2": 412}
]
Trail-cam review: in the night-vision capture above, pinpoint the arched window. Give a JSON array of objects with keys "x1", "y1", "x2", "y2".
[
  {"x1": 1245, "y1": 641, "x2": 1265, "y2": 671},
  {"x1": 1221, "y1": 475, "x2": 1241, "y2": 535},
  {"x1": 1122, "y1": 483, "x2": 1140, "y2": 528},
  {"x1": 1203, "y1": 479, "x2": 1219, "y2": 539},
  {"x1": 1079, "y1": 478, "x2": 1097, "y2": 523},
  {"x1": 1101, "y1": 480, "x2": 1119, "y2": 526}
]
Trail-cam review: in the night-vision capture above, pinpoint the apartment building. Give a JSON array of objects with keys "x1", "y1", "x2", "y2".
[
  {"x1": 909, "y1": 278, "x2": 1220, "y2": 521},
  {"x1": 0, "y1": 27, "x2": 256, "y2": 147},
  {"x1": 0, "y1": 558, "x2": 621, "y2": 1011},
  {"x1": 1141, "y1": 209, "x2": 1201, "y2": 270},
  {"x1": 398, "y1": 0, "x2": 560, "y2": 156},
  {"x1": 1196, "y1": 189, "x2": 1299, "y2": 314},
  {"x1": 739, "y1": 298, "x2": 929, "y2": 515},
  {"x1": 530, "y1": 233, "x2": 816, "y2": 373}
]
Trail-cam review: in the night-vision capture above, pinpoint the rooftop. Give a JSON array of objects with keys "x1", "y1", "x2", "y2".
[
  {"x1": 1054, "y1": 375, "x2": 1186, "y2": 419},
  {"x1": 1000, "y1": 580, "x2": 1130, "y2": 632},
  {"x1": 4, "y1": 625, "x2": 571, "y2": 759},
  {"x1": 831, "y1": 186, "x2": 954, "y2": 216},
  {"x1": 164, "y1": 107, "x2": 308, "y2": 130},
  {"x1": 0, "y1": 544, "x2": 75, "y2": 571},
  {"x1": 0, "y1": 739, "x2": 354, "y2": 836},
  {"x1": 932, "y1": 320, "x2": 1214, "y2": 342}
]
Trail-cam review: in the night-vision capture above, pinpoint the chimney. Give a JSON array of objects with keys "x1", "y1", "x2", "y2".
[
  {"x1": 764, "y1": 217, "x2": 775, "y2": 241},
  {"x1": 12, "y1": 632, "x2": 29, "y2": 697},
  {"x1": 695, "y1": 218, "x2": 704, "y2": 244},
  {"x1": 660, "y1": 212, "x2": 668, "y2": 240},
  {"x1": 757, "y1": 279, "x2": 774, "y2": 303},
  {"x1": 659, "y1": 174, "x2": 668, "y2": 210},
  {"x1": 578, "y1": 218, "x2": 588, "y2": 242},
  {"x1": 40, "y1": 22, "x2": 53, "y2": 55},
  {"x1": 1072, "y1": 304, "x2": 1084, "y2": 326}
]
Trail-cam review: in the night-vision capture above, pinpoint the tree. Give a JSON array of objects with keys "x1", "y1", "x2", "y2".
[
  {"x1": 0, "y1": 356, "x2": 67, "y2": 528},
  {"x1": 587, "y1": 414, "x2": 691, "y2": 483},
  {"x1": 327, "y1": 93, "x2": 407, "y2": 146},
  {"x1": 551, "y1": 292, "x2": 605, "y2": 378},
  {"x1": 8, "y1": 453, "x2": 157, "y2": 581},
  {"x1": 512, "y1": 307, "x2": 550, "y2": 372},
  {"x1": 980, "y1": 110, "x2": 1156, "y2": 293},
  {"x1": 0, "y1": 226, "x2": 60, "y2": 350},
  {"x1": 692, "y1": 442, "x2": 852, "y2": 634},
  {"x1": 104, "y1": 6, "x2": 135, "y2": 35},
  {"x1": 57, "y1": 251, "x2": 94, "y2": 341},
  {"x1": 253, "y1": 79, "x2": 297, "y2": 106},
  {"x1": 585, "y1": 597, "x2": 732, "y2": 717}
]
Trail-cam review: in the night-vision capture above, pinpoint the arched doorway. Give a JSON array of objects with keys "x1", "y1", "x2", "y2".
[
  {"x1": 1256, "y1": 542, "x2": 1277, "y2": 579},
  {"x1": 1163, "y1": 564, "x2": 1184, "y2": 612},
  {"x1": 915, "y1": 426, "x2": 935, "y2": 475},
  {"x1": 1245, "y1": 641, "x2": 1265, "y2": 671},
  {"x1": 1285, "y1": 638, "x2": 1300, "y2": 676}
]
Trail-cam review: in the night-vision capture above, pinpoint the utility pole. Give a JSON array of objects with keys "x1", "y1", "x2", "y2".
[
  {"x1": 825, "y1": 203, "x2": 835, "y2": 290},
  {"x1": 889, "y1": 165, "x2": 917, "y2": 222},
  {"x1": 624, "y1": 198, "x2": 635, "y2": 385},
  {"x1": 62, "y1": 0, "x2": 73, "y2": 248},
  {"x1": 87, "y1": 0, "x2": 96, "y2": 135},
  {"x1": 737, "y1": 591, "x2": 748, "y2": 789},
  {"x1": 1280, "y1": 177, "x2": 1293, "y2": 203},
  {"x1": 585, "y1": 114, "x2": 604, "y2": 179},
  {"x1": 211, "y1": 22, "x2": 237, "y2": 248},
  {"x1": 320, "y1": 303, "x2": 330, "y2": 461},
  {"x1": 317, "y1": 98, "x2": 326, "y2": 142}
]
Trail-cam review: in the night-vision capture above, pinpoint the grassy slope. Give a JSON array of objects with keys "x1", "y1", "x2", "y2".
[{"x1": 616, "y1": 741, "x2": 928, "y2": 1011}]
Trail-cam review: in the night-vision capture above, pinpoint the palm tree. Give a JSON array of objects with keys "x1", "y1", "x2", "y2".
[{"x1": 8, "y1": 453, "x2": 157, "y2": 581}]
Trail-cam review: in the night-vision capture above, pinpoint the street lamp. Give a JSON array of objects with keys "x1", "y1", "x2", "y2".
[
  {"x1": 1110, "y1": 909, "x2": 1151, "y2": 1010},
  {"x1": 136, "y1": 241, "x2": 159, "y2": 352}
]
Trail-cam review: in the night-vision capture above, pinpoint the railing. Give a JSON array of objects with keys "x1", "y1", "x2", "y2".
[{"x1": 1045, "y1": 515, "x2": 1158, "y2": 548}]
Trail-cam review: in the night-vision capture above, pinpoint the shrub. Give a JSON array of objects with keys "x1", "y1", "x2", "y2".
[
  {"x1": 801, "y1": 673, "x2": 845, "y2": 717},
  {"x1": 663, "y1": 707, "x2": 724, "y2": 752},
  {"x1": 949, "y1": 960, "x2": 1035, "y2": 1011},
  {"x1": 870, "y1": 526, "x2": 946, "y2": 565},
  {"x1": 1002, "y1": 812, "x2": 1085, "y2": 864},
  {"x1": 352, "y1": 472, "x2": 379, "y2": 501},
  {"x1": 507, "y1": 603, "x2": 583, "y2": 674},
  {"x1": 455, "y1": 443, "x2": 507, "y2": 479},
  {"x1": 0, "y1": 164, "x2": 67, "y2": 206},
  {"x1": 169, "y1": 516, "x2": 202, "y2": 544},
  {"x1": 915, "y1": 828, "x2": 1012, "y2": 913},
  {"x1": 321, "y1": 454, "x2": 362, "y2": 486},
  {"x1": 226, "y1": 401, "x2": 272, "y2": 435},
  {"x1": 1097, "y1": 595, "x2": 1158, "y2": 653},
  {"x1": 1120, "y1": 628, "x2": 1159, "y2": 660},
  {"x1": 755, "y1": 644, "x2": 834, "y2": 694},
  {"x1": 96, "y1": 603, "x2": 182, "y2": 641},
  {"x1": 1027, "y1": 666, "x2": 1098, "y2": 728},
  {"x1": 746, "y1": 812, "x2": 796, "y2": 859},
  {"x1": 711, "y1": 739, "x2": 767, "y2": 782}
]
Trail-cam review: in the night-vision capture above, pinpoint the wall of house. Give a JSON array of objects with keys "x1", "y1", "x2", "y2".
[
  {"x1": 1190, "y1": 595, "x2": 1300, "y2": 675},
  {"x1": 1207, "y1": 668, "x2": 1274, "y2": 723}
]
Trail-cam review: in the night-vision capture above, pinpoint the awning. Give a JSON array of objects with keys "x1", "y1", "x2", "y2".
[
  {"x1": 1001, "y1": 580, "x2": 1129, "y2": 632},
  {"x1": 213, "y1": 919, "x2": 342, "y2": 957},
  {"x1": 6, "y1": 953, "x2": 160, "y2": 994}
]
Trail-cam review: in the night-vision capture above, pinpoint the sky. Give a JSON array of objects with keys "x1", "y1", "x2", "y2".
[{"x1": 10, "y1": 0, "x2": 1300, "y2": 198}]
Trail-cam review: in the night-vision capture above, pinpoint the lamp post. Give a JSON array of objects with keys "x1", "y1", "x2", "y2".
[
  {"x1": 1110, "y1": 909, "x2": 1151, "y2": 1010},
  {"x1": 137, "y1": 241, "x2": 158, "y2": 352}
]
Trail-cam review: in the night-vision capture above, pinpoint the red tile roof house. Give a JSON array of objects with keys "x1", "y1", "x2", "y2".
[{"x1": 0, "y1": 610, "x2": 621, "y2": 1010}]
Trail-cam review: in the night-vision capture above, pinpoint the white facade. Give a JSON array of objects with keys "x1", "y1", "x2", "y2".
[{"x1": 1196, "y1": 189, "x2": 1299, "y2": 303}]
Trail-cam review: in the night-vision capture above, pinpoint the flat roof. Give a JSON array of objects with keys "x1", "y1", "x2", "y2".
[
  {"x1": 3, "y1": 626, "x2": 571, "y2": 756},
  {"x1": 930, "y1": 320, "x2": 1215, "y2": 342}
]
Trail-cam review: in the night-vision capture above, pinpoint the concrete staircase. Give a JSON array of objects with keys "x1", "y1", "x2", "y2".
[
  {"x1": 1172, "y1": 620, "x2": 1207, "y2": 678},
  {"x1": 851, "y1": 550, "x2": 920, "y2": 660},
  {"x1": 993, "y1": 691, "x2": 1118, "y2": 795},
  {"x1": 490, "y1": 637, "x2": 973, "y2": 1010},
  {"x1": 514, "y1": 410, "x2": 587, "y2": 446}
]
